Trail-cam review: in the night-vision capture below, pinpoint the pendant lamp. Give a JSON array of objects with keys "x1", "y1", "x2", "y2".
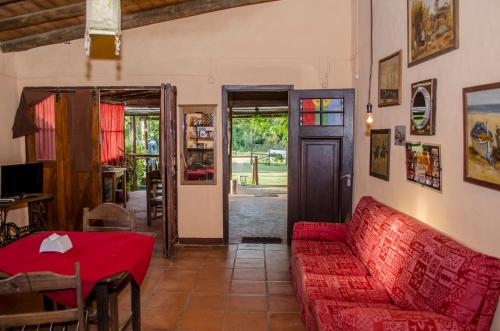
[{"x1": 84, "y1": 0, "x2": 121, "y2": 56}]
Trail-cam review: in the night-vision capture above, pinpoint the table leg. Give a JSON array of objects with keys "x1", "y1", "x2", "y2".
[
  {"x1": 112, "y1": 176, "x2": 117, "y2": 203},
  {"x1": 96, "y1": 284, "x2": 110, "y2": 331},
  {"x1": 131, "y1": 279, "x2": 140, "y2": 331}
]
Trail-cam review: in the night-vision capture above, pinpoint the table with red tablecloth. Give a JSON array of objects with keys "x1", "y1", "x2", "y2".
[{"x1": 0, "y1": 231, "x2": 155, "y2": 331}]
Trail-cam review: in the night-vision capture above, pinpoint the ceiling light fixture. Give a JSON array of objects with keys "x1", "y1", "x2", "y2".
[{"x1": 84, "y1": 0, "x2": 122, "y2": 56}]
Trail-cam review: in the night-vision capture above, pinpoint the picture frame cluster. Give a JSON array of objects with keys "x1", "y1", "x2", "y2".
[{"x1": 369, "y1": 0, "x2": 500, "y2": 193}]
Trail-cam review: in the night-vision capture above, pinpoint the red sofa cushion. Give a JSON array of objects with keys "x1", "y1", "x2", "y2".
[
  {"x1": 293, "y1": 222, "x2": 349, "y2": 241},
  {"x1": 310, "y1": 300, "x2": 400, "y2": 331},
  {"x1": 334, "y1": 308, "x2": 464, "y2": 331},
  {"x1": 296, "y1": 254, "x2": 368, "y2": 277},
  {"x1": 391, "y1": 229, "x2": 500, "y2": 331},
  {"x1": 291, "y1": 240, "x2": 353, "y2": 257},
  {"x1": 300, "y1": 275, "x2": 392, "y2": 323}
]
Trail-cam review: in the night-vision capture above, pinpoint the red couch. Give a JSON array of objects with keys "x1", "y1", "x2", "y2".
[{"x1": 290, "y1": 196, "x2": 500, "y2": 331}]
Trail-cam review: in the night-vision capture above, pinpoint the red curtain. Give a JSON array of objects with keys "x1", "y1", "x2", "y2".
[
  {"x1": 34, "y1": 95, "x2": 56, "y2": 160},
  {"x1": 100, "y1": 102, "x2": 125, "y2": 165}
]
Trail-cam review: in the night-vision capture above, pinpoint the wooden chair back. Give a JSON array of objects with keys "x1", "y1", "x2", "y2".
[
  {"x1": 0, "y1": 263, "x2": 84, "y2": 330},
  {"x1": 83, "y1": 203, "x2": 136, "y2": 232}
]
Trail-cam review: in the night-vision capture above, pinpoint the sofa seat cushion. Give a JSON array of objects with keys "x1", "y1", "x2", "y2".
[
  {"x1": 296, "y1": 254, "x2": 369, "y2": 277},
  {"x1": 323, "y1": 307, "x2": 464, "y2": 331},
  {"x1": 291, "y1": 240, "x2": 352, "y2": 257},
  {"x1": 309, "y1": 300, "x2": 400, "y2": 331},
  {"x1": 297, "y1": 275, "x2": 391, "y2": 321}
]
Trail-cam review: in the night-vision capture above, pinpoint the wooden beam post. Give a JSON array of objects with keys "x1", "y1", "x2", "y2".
[{"x1": 1, "y1": 0, "x2": 278, "y2": 52}]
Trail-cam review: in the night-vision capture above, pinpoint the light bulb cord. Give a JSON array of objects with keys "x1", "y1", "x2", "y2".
[{"x1": 367, "y1": 0, "x2": 373, "y2": 105}]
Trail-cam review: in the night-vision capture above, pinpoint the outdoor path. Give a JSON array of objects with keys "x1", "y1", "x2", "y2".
[{"x1": 229, "y1": 185, "x2": 287, "y2": 243}]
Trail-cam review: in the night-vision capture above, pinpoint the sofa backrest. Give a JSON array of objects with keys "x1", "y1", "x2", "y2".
[
  {"x1": 347, "y1": 197, "x2": 427, "y2": 291},
  {"x1": 348, "y1": 196, "x2": 500, "y2": 331},
  {"x1": 391, "y1": 229, "x2": 500, "y2": 331}
]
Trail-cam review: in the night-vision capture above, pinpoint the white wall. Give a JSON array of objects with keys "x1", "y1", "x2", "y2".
[
  {"x1": 9, "y1": 0, "x2": 355, "y2": 238},
  {"x1": 353, "y1": 0, "x2": 500, "y2": 328}
]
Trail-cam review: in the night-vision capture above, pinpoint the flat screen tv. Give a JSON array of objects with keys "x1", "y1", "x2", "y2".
[{"x1": 1, "y1": 162, "x2": 44, "y2": 198}]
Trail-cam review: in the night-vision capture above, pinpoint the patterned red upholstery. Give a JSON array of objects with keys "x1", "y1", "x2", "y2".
[
  {"x1": 391, "y1": 229, "x2": 500, "y2": 331},
  {"x1": 291, "y1": 240, "x2": 352, "y2": 257},
  {"x1": 334, "y1": 308, "x2": 463, "y2": 331},
  {"x1": 300, "y1": 275, "x2": 391, "y2": 322},
  {"x1": 293, "y1": 222, "x2": 349, "y2": 241},
  {"x1": 310, "y1": 300, "x2": 400, "y2": 331},
  {"x1": 290, "y1": 196, "x2": 500, "y2": 331}
]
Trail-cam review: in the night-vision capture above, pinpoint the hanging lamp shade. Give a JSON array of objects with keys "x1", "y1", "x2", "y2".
[{"x1": 84, "y1": 0, "x2": 122, "y2": 56}]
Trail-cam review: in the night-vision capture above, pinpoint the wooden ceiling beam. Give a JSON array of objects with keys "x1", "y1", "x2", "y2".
[
  {"x1": 1, "y1": 0, "x2": 278, "y2": 52},
  {"x1": 0, "y1": 0, "x2": 23, "y2": 6},
  {"x1": 0, "y1": 3, "x2": 84, "y2": 32}
]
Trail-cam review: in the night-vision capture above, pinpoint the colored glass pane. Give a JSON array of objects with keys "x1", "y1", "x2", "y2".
[
  {"x1": 301, "y1": 99, "x2": 321, "y2": 112},
  {"x1": 322, "y1": 98, "x2": 344, "y2": 112},
  {"x1": 322, "y1": 113, "x2": 344, "y2": 126}
]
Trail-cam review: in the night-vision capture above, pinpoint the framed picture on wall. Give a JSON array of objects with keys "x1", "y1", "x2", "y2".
[
  {"x1": 370, "y1": 129, "x2": 391, "y2": 181},
  {"x1": 463, "y1": 83, "x2": 500, "y2": 191},
  {"x1": 411, "y1": 79, "x2": 437, "y2": 135},
  {"x1": 395, "y1": 126, "x2": 406, "y2": 146},
  {"x1": 407, "y1": 0, "x2": 459, "y2": 67},
  {"x1": 378, "y1": 51, "x2": 402, "y2": 107},
  {"x1": 405, "y1": 142, "x2": 442, "y2": 191}
]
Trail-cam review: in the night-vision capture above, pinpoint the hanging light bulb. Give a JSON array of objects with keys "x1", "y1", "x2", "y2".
[{"x1": 366, "y1": 103, "x2": 374, "y2": 124}]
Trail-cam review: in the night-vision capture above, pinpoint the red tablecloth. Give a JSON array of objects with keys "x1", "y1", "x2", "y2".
[{"x1": 0, "y1": 232, "x2": 155, "y2": 307}]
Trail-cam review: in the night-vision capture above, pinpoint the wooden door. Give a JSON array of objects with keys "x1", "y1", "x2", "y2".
[
  {"x1": 288, "y1": 89, "x2": 354, "y2": 241},
  {"x1": 160, "y1": 83, "x2": 179, "y2": 257}
]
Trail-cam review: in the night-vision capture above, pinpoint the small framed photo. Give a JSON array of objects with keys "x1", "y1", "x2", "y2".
[
  {"x1": 370, "y1": 129, "x2": 391, "y2": 181},
  {"x1": 463, "y1": 83, "x2": 500, "y2": 191},
  {"x1": 378, "y1": 50, "x2": 402, "y2": 107},
  {"x1": 395, "y1": 126, "x2": 406, "y2": 146},
  {"x1": 411, "y1": 79, "x2": 437, "y2": 135},
  {"x1": 407, "y1": 0, "x2": 459, "y2": 67}
]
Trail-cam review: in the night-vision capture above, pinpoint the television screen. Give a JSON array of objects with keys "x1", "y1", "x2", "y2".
[{"x1": 1, "y1": 162, "x2": 44, "y2": 198}]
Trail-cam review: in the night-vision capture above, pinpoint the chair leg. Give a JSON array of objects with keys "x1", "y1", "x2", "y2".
[{"x1": 110, "y1": 293, "x2": 119, "y2": 331}]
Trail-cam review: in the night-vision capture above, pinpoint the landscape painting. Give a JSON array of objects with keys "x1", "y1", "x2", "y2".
[
  {"x1": 408, "y1": 0, "x2": 458, "y2": 66},
  {"x1": 370, "y1": 129, "x2": 391, "y2": 181},
  {"x1": 463, "y1": 84, "x2": 500, "y2": 191}
]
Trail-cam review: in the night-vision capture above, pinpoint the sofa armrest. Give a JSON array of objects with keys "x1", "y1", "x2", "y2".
[
  {"x1": 336, "y1": 308, "x2": 463, "y2": 331},
  {"x1": 292, "y1": 221, "x2": 349, "y2": 241}
]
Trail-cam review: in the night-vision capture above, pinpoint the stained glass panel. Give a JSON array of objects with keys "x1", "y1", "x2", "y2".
[
  {"x1": 300, "y1": 113, "x2": 321, "y2": 126},
  {"x1": 322, "y1": 98, "x2": 344, "y2": 112},
  {"x1": 300, "y1": 99, "x2": 321, "y2": 112},
  {"x1": 322, "y1": 113, "x2": 344, "y2": 126}
]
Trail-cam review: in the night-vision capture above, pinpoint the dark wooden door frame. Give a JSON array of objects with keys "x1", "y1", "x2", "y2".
[
  {"x1": 288, "y1": 89, "x2": 355, "y2": 243},
  {"x1": 221, "y1": 85, "x2": 294, "y2": 244}
]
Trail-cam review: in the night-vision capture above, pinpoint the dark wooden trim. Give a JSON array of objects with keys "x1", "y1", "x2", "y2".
[
  {"x1": 378, "y1": 50, "x2": 402, "y2": 107},
  {"x1": 407, "y1": 0, "x2": 459, "y2": 67},
  {"x1": 0, "y1": 0, "x2": 22, "y2": 5},
  {"x1": 179, "y1": 238, "x2": 224, "y2": 245},
  {"x1": 221, "y1": 85, "x2": 293, "y2": 245},
  {"x1": 1, "y1": 0, "x2": 278, "y2": 52},
  {"x1": 462, "y1": 82, "x2": 500, "y2": 192}
]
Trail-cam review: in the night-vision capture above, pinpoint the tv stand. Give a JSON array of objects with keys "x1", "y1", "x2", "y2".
[{"x1": 0, "y1": 194, "x2": 53, "y2": 247}]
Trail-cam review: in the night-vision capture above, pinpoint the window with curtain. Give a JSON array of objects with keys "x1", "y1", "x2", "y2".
[
  {"x1": 34, "y1": 95, "x2": 56, "y2": 161},
  {"x1": 100, "y1": 102, "x2": 125, "y2": 165}
]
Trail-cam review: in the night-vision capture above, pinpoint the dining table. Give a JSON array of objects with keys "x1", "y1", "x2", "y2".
[{"x1": 0, "y1": 231, "x2": 155, "y2": 331}]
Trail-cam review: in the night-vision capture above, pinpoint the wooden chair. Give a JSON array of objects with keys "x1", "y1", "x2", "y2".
[
  {"x1": 0, "y1": 263, "x2": 85, "y2": 330},
  {"x1": 83, "y1": 203, "x2": 136, "y2": 232},
  {"x1": 146, "y1": 167, "x2": 163, "y2": 226}
]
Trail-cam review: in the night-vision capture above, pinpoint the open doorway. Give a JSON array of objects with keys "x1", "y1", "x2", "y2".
[{"x1": 222, "y1": 86, "x2": 292, "y2": 244}]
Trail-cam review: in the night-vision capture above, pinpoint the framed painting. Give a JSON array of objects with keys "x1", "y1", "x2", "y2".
[
  {"x1": 408, "y1": 0, "x2": 459, "y2": 67},
  {"x1": 405, "y1": 142, "x2": 442, "y2": 191},
  {"x1": 378, "y1": 51, "x2": 402, "y2": 107},
  {"x1": 463, "y1": 83, "x2": 500, "y2": 191},
  {"x1": 370, "y1": 129, "x2": 391, "y2": 181},
  {"x1": 411, "y1": 79, "x2": 437, "y2": 135}
]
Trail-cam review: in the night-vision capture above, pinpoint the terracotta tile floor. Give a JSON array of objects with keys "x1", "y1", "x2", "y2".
[
  {"x1": 0, "y1": 244, "x2": 304, "y2": 331},
  {"x1": 118, "y1": 243, "x2": 305, "y2": 331}
]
